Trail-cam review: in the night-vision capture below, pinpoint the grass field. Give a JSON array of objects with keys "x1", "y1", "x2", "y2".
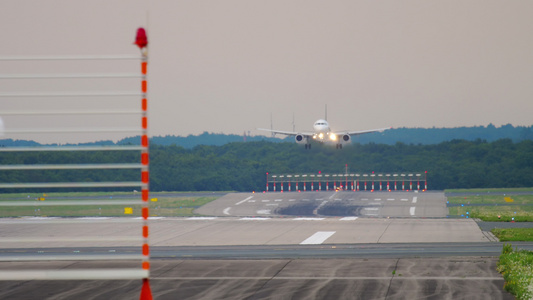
[
  {"x1": 446, "y1": 190, "x2": 533, "y2": 222},
  {"x1": 0, "y1": 192, "x2": 219, "y2": 217},
  {"x1": 446, "y1": 187, "x2": 533, "y2": 194},
  {"x1": 492, "y1": 228, "x2": 533, "y2": 242},
  {"x1": 497, "y1": 244, "x2": 533, "y2": 300}
]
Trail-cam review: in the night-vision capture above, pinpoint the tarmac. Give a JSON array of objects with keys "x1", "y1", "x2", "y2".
[{"x1": 0, "y1": 191, "x2": 521, "y2": 299}]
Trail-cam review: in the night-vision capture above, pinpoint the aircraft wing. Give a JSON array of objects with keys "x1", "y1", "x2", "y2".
[
  {"x1": 334, "y1": 127, "x2": 391, "y2": 136},
  {"x1": 257, "y1": 128, "x2": 314, "y2": 137}
]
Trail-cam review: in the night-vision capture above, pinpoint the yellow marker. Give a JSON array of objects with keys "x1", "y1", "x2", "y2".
[
  {"x1": 124, "y1": 207, "x2": 133, "y2": 214},
  {"x1": 38, "y1": 197, "x2": 45, "y2": 201},
  {"x1": 504, "y1": 197, "x2": 514, "y2": 203},
  {"x1": 151, "y1": 198, "x2": 158, "y2": 202}
]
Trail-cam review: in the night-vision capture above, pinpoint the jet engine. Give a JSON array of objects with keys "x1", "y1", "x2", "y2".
[
  {"x1": 342, "y1": 134, "x2": 351, "y2": 143},
  {"x1": 295, "y1": 134, "x2": 306, "y2": 144}
]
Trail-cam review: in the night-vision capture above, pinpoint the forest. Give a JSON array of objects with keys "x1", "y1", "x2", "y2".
[{"x1": 0, "y1": 138, "x2": 532, "y2": 192}]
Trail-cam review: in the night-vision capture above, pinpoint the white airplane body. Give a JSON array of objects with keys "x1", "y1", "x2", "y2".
[{"x1": 258, "y1": 116, "x2": 390, "y2": 149}]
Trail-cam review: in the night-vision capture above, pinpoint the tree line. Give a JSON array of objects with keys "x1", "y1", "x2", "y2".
[{"x1": 0, "y1": 139, "x2": 532, "y2": 192}]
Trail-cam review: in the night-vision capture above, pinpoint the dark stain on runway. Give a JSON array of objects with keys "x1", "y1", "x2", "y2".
[{"x1": 276, "y1": 203, "x2": 367, "y2": 217}]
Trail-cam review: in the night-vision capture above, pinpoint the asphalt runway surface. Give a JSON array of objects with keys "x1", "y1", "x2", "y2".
[
  {"x1": 0, "y1": 191, "x2": 524, "y2": 299},
  {"x1": 196, "y1": 191, "x2": 448, "y2": 218},
  {"x1": 0, "y1": 256, "x2": 516, "y2": 299}
]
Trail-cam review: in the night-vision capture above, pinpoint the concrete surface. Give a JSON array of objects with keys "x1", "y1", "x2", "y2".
[{"x1": 0, "y1": 257, "x2": 513, "y2": 299}]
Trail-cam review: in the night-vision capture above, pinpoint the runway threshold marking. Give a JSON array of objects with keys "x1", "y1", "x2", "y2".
[
  {"x1": 412, "y1": 197, "x2": 418, "y2": 203},
  {"x1": 300, "y1": 231, "x2": 336, "y2": 245},
  {"x1": 410, "y1": 207, "x2": 416, "y2": 216},
  {"x1": 235, "y1": 196, "x2": 253, "y2": 205},
  {"x1": 340, "y1": 217, "x2": 358, "y2": 221}
]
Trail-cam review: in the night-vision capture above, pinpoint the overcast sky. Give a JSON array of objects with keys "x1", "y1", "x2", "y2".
[{"x1": 1, "y1": 1, "x2": 533, "y2": 143}]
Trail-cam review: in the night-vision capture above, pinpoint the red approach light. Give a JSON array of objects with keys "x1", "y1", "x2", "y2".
[{"x1": 134, "y1": 28, "x2": 148, "y2": 49}]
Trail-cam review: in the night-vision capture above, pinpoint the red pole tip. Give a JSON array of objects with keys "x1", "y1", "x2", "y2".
[
  {"x1": 134, "y1": 28, "x2": 148, "y2": 49},
  {"x1": 140, "y1": 278, "x2": 153, "y2": 300}
]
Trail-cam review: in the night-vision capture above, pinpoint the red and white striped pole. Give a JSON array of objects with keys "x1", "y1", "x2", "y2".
[{"x1": 135, "y1": 27, "x2": 152, "y2": 300}]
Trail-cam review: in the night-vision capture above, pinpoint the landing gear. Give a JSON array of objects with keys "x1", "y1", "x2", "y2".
[
  {"x1": 336, "y1": 144, "x2": 343, "y2": 149},
  {"x1": 305, "y1": 144, "x2": 312, "y2": 149}
]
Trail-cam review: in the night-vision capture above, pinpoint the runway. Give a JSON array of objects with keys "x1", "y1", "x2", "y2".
[
  {"x1": 0, "y1": 191, "x2": 520, "y2": 299},
  {"x1": 196, "y1": 191, "x2": 448, "y2": 218},
  {"x1": 0, "y1": 215, "x2": 489, "y2": 249},
  {"x1": 0, "y1": 256, "x2": 516, "y2": 299}
]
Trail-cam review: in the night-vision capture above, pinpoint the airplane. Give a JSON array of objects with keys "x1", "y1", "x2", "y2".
[{"x1": 257, "y1": 107, "x2": 390, "y2": 149}]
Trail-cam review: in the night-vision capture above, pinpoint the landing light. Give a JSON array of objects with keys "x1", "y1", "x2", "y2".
[
  {"x1": 319, "y1": 133, "x2": 324, "y2": 139},
  {"x1": 330, "y1": 134, "x2": 337, "y2": 141}
]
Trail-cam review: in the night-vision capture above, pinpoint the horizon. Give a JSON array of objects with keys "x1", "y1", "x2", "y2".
[{"x1": 2, "y1": 123, "x2": 531, "y2": 146}]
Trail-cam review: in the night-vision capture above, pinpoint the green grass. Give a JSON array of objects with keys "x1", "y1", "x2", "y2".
[
  {"x1": 0, "y1": 192, "x2": 218, "y2": 217},
  {"x1": 446, "y1": 187, "x2": 533, "y2": 194},
  {"x1": 497, "y1": 244, "x2": 533, "y2": 300},
  {"x1": 449, "y1": 205, "x2": 533, "y2": 222},
  {"x1": 447, "y1": 194, "x2": 533, "y2": 205},
  {"x1": 492, "y1": 229, "x2": 533, "y2": 242},
  {"x1": 446, "y1": 191, "x2": 533, "y2": 222}
]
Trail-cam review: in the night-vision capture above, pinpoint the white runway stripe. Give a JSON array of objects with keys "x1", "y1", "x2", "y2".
[
  {"x1": 410, "y1": 207, "x2": 416, "y2": 216},
  {"x1": 340, "y1": 217, "x2": 358, "y2": 221},
  {"x1": 300, "y1": 231, "x2": 336, "y2": 245},
  {"x1": 235, "y1": 196, "x2": 253, "y2": 205}
]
